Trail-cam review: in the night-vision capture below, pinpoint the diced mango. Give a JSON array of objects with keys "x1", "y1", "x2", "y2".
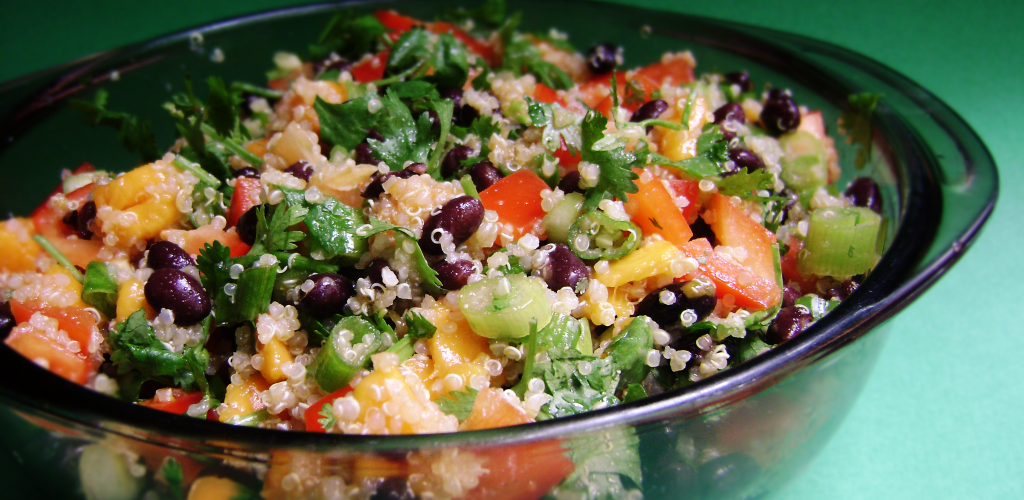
[
  {"x1": 258, "y1": 336, "x2": 294, "y2": 384},
  {"x1": 351, "y1": 362, "x2": 457, "y2": 434},
  {"x1": 93, "y1": 164, "x2": 183, "y2": 247},
  {"x1": 116, "y1": 279, "x2": 156, "y2": 322},
  {"x1": 186, "y1": 477, "x2": 242, "y2": 500},
  {"x1": 0, "y1": 218, "x2": 40, "y2": 272},
  {"x1": 5, "y1": 313, "x2": 90, "y2": 384},
  {"x1": 461, "y1": 387, "x2": 531, "y2": 431},
  {"x1": 420, "y1": 303, "x2": 493, "y2": 399},
  {"x1": 218, "y1": 374, "x2": 270, "y2": 422},
  {"x1": 44, "y1": 264, "x2": 87, "y2": 309},
  {"x1": 580, "y1": 285, "x2": 634, "y2": 325},
  {"x1": 657, "y1": 95, "x2": 708, "y2": 161},
  {"x1": 597, "y1": 240, "x2": 691, "y2": 288}
]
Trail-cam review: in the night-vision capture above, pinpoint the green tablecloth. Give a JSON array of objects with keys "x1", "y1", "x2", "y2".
[{"x1": 1, "y1": 1, "x2": 1020, "y2": 498}]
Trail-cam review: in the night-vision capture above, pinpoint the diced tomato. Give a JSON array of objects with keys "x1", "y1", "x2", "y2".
[
  {"x1": 29, "y1": 181, "x2": 102, "y2": 269},
  {"x1": 374, "y1": 9, "x2": 421, "y2": 32},
  {"x1": 576, "y1": 77, "x2": 613, "y2": 110},
  {"x1": 467, "y1": 440, "x2": 575, "y2": 500},
  {"x1": 624, "y1": 168, "x2": 692, "y2": 248},
  {"x1": 304, "y1": 386, "x2": 353, "y2": 433},
  {"x1": 139, "y1": 389, "x2": 204, "y2": 415},
  {"x1": 577, "y1": 71, "x2": 658, "y2": 116},
  {"x1": 478, "y1": 170, "x2": 550, "y2": 241},
  {"x1": 667, "y1": 179, "x2": 701, "y2": 224},
  {"x1": 681, "y1": 238, "x2": 781, "y2": 310},
  {"x1": 351, "y1": 50, "x2": 390, "y2": 83},
  {"x1": 703, "y1": 194, "x2": 776, "y2": 282},
  {"x1": 780, "y1": 237, "x2": 819, "y2": 294},
  {"x1": 10, "y1": 300, "x2": 97, "y2": 351},
  {"x1": 533, "y1": 83, "x2": 565, "y2": 106},
  {"x1": 180, "y1": 225, "x2": 251, "y2": 258},
  {"x1": 226, "y1": 177, "x2": 262, "y2": 228},
  {"x1": 552, "y1": 137, "x2": 581, "y2": 171},
  {"x1": 635, "y1": 57, "x2": 695, "y2": 87},
  {"x1": 5, "y1": 327, "x2": 90, "y2": 384}
]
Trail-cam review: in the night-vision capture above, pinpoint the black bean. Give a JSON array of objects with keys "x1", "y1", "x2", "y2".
[
  {"x1": 63, "y1": 202, "x2": 96, "y2": 240},
  {"x1": 370, "y1": 477, "x2": 414, "y2": 500},
  {"x1": 724, "y1": 71, "x2": 753, "y2": 92},
  {"x1": 826, "y1": 280, "x2": 858, "y2": 301},
  {"x1": 355, "y1": 143, "x2": 380, "y2": 165},
  {"x1": 713, "y1": 102, "x2": 746, "y2": 126},
  {"x1": 689, "y1": 216, "x2": 715, "y2": 243},
  {"x1": 453, "y1": 103, "x2": 479, "y2": 127},
  {"x1": 364, "y1": 259, "x2": 391, "y2": 286},
  {"x1": 760, "y1": 88, "x2": 801, "y2": 136},
  {"x1": 845, "y1": 177, "x2": 882, "y2": 213},
  {"x1": 362, "y1": 163, "x2": 427, "y2": 199},
  {"x1": 470, "y1": 161, "x2": 502, "y2": 191},
  {"x1": 635, "y1": 279, "x2": 717, "y2": 331},
  {"x1": 630, "y1": 99, "x2": 669, "y2": 123},
  {"x1": 540, "y1": 243, "x2": 589, "y2": 292},
  {"x1": 782, "y1": 286, "x2": 802, "y2": 309},
  {"x1": 727, "y1": 148, "x2": 765, "y2": 172},
  {"x1": 236, "y1": 205, "x2": 261, "y2": 246},
  {"x1": 144, "y1": 268, "x2": 211, "y2": 326},
  {"x1": 233, "y1": 167, "x2": 261, "y2": 179},
  {"x1": 147, "y1": 241, "x2": 195, "y2": 270},
  {"x1": 558, "y1": 171, "x2": 583, "y2": 194},
  {"x1": 586, "y1": 43, "x2": 622, "y2": 74},
  {"x1": 419, "y1": 196, "x2": 485, "y2": 255},
  {"x1": 284, "y1": 160, "x2": 313, "y2": 182},
  {"x1": 432, "y1": 259, "x2": 475, "y2": 290},
  {"x1": 442, "y1": 145, "x2": 473, "y2": 179},
  {"x1": 299, "y1": 273, "x2": 355, "y2": 319},
  {"x1": 0, "y1": 302, "x2": 14, "y2": 340},
  {"x1": 766, "y1": 305, "x2": 813, "y2": 344},
  {"x1": 698, "y1": 453, "x2": 761, "y2": 499}
]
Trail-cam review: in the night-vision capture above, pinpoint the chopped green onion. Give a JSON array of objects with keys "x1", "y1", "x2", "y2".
[
  {"x1": 32, "y1": 234, "x2": 83, "y2": 283},
  {"x1": 566, "y1": 209, "x2": 641, "y2": 260},
  {"x1": 63, "y1": 171, "x2": 107, "y2": 194},
  {"x1": 229, "y1": 81, "x2": 284, "y2": 100},
  {"x1": 458, "y1": 274, "x2": 552, "y2": 339},
  {"x1": 171, "y1": 156, "x2": 222, "y2": 187},
  {"x1": 798, "y1": 206, "x2": 882, "y2": 277},
  {"x1": 636, "y1": 118, "x2": 683, "y2": 131},
  {"x1": 460, "y1": 175, "x2": 480, "y2": 199},
  {"x1": 386, "y1": 336, "x2": 415, "y2": 363},
  {"x1": 308, "y1": 316, "x2": 383, "y2": 392},
  {"x1": 542, "y1": 192, "x2": 585, "y2": 244}
]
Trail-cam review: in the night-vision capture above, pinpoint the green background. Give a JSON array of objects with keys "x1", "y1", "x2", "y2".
[{"x1": 1, "y1": 0, "x2": 1020, "y2": 498}]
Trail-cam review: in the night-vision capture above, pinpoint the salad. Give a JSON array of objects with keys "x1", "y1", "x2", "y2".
[{"x1": 1, "y1": 0, "x2": 885, "y2": 496}]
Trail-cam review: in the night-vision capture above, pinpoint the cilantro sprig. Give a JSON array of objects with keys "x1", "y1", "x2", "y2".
[
  {"x1": 438, "y1": 388, "x2": 479, "y2": 420},
  {"x1": 108, "y1": 310, "x2": 213, "y2": 400},
  {"x1": 578, "y1": 111, "x2": 644, "y2": 208},
  {"x1": 69, "y1": 89, "x2": 160, "y2": 162}
]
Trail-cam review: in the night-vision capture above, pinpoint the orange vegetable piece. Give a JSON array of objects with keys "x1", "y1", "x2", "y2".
[
  {"x1": 225, "y1": 177, "x2": 262, "y2": 228},
  {"x1": 351, "y1": 50, "x2": 390, "y2": 83},
  {"x1": 552, "y1": 137, "x2": 581, "y2": 171},
  {"x1": 478, "y1": 170, "x2": 550, "y2": 240},
  {"x1": 0, "y1": 218, "x2": 42, "y2": 272},
  {"x1": 533, "y1": 83, "x2": 565, "y2": 106},
  {"x1": 461, "y1": 388, "x2": 531, "y2": 431},
  {"x1": 681, "y1": 238, "x2": 781, "y2": 311},
  {"x1": 666, "y1": 179, "x2": 701, "y2": 224},
  {"x1": 624, "y1": 168, "x2": 692, "y2": 247},
  {"x1": 634, "y1": 57, "x2": 695, "y2": 86},
  {"x1": 29, "y1": 181, "x2": 102, "y2": 269},
  {"x1": 180, "y1": 226, "x2": 251, "y2": 258},
  {"x1": 4, "y1": 310, "x2": 91, "y2": 384},
  {"x1": 466, "y1": 440, "x2": 575, "y2": 500},
  {"x1": 374, "y1": 9, "x2": 420, "y2": 31},
  {"x1": 139, "y1": 388, "x2": 204, "y2": 415},
  {"x1": 10, "y1": 300, "x2": 98, "y2": 353},
  {"x1": 703, "y1": 194, "x2": 776, "y2": 282}
]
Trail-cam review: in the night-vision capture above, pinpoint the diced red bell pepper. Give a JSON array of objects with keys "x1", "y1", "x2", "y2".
[
  {"x1": 624, "y1": 168, "x2": 692, "y2": 248},
  {"x1": 30, "y1": 170, "x2": 103, "y2": 269},
  {"x1": 533, "y1": 83, "x2": 565, "y2": 106},
  {"x1": 635, "y1": 57, "x2": 695, "y2": 87},
  {"x1": 552, "y1": 137, "x2": 581, "y2": 171},
  {"x1": 180, "y1": 225, "x2": 251, "y2": 258},
  {"x1": 780, "y1": 237, "x2": 820, "y2": 294},
  {"x1": 478, "y1": 170, "x2": 550, "y2": 241},
  {"x1": 703, "y1": 194, "x2": 777, "y2": 282},
  {"x1": 667, "y1": 179, "x2": 701, "y2": 224},
  {"x1": 304, "y1": 386, "x2": 353, "y2": 433},
  {"x1": 374, "y1": 9, "x2": 420, "y2": 31},
  {"x1": 681, "y1": 238, "x2": 781, "y2": 311},
  {"x1": 226, "y1": 177, "x2": 262, "y2": 228},
  {"x1": 139, "y1": 388, "x2": 205, "y2": 415},
  {"x1": 10, "y1": 300, "x2": 97, "y2": 351},
  {"x1": 351, "y1": 50, "x2": 390, "y2": 83}
]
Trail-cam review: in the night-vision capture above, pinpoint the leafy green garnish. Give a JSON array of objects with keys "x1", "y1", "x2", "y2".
[
  {"x1": 246, "y1": 203, "x2": 307, "y2": 256},
  {"x1": 318, "y1": 404, "x2": 337, "y2": 431},
  {"x1": 196, "y1": 241, "x2": 278, "y2": 327},
  {"x1": 360, "y1": 218, "x2": 443, "y2": 290},
  {"x1": 108, "y1": 311, "x2": 212, "y2": 399},
  {"x1": 444, "y1": 0, "x2": 507, "y2": 30},
  {"x1": 404, "y1": 311, "x2": 437, "y2": 339},
  {"x1": 69, "y1": 89, "x2": 160, "y2": 163},
  {"x1": 163, "y1": 458, "x2": 184, "y2": 499},
  {"x1": 438, "y1": 387, "x2": 479, "y2": 420},
  {"x1": 309, "y1": 11, "x2": 389, "y2": 61},
  {"x1": 386, "y1": 335, "x2": 416, "y2": 363},
  {"x1": 553, "y1": 427, "x2": 643, "y2": 498},
  {"x1": 647, "y1": 124, "x2": 730, "y2": 179},
  {"x1": 536, "y1": 348, "x2": 620, "y2": 418},
  {"x1": 501, "y1": 36, "x2": 574, "y2": 90},
  {"x1": 81, "y1": 261, "x2": 117, "y2": 318},
  {"x1": 578, "y1": 111, "x2": 643, "y2": 208},
  {"x1": 279, "y1": 186, "x2": 367, "y2": 260},
  {"x1": 604, "y1": 316, "x2": 654, "y2": 392},
  {"x1": 716, "y1": 168, "x2": 776, "y2": 199},
  {"x1": 841, "y1": 92, "x2": 882, "y2": 168},
  {"x1": 386, "y1": 30, "x2": 470, "y2": 91},
  {"x1": 426, "y1": 99, "x2": 455, "y2": 178}
]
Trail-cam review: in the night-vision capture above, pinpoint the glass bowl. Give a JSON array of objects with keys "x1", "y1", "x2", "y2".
[{"x1": 0, "y1": 1, "x2": 996, "y2": 498}]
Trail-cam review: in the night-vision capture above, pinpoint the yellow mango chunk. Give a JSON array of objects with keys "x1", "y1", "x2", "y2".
[
  {"x1": 44, "y1": 265, "x2": 88, "y2": 308},
  {"x1": 657, "y1": 95, "x2": 708, "y2": 161},
  {"x1": 93, "y1": 163, "x2": 183, "y2": 247},
  {"x1": 419, "y1": 302, "x2": 493, "y2": 399},
  {"x1": 219, "y1": 374, "x2": 270, "y2": 423},
  {"x1": 580, "y1": 285, "x2": 634, "y2": 325},
  {"x1": 0, "y1": 218, "x2": 40, "y2": 272},
  {"x1": 597, "y1": 240, "x2": 691, "y2": 288},
  {"x1": 258, "y1": 336, "x2": 294, "y2": 384},
  {"x1": 187, "y1": 477, "x2": 242, "y2": 500},
  {"x1": 351, "y1": 357, "x2": 457, "y2": 434},
  {"x1": 116, "y1": 279, "x2": 156, "y2": 322}
]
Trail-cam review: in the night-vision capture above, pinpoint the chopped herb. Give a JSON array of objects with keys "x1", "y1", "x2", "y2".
[
  {"x1": 578, "y1": 111, "x2": 643, "y2": 208},
  {"x1": 196, "y1": 241, "x2": 278, "y2": 326},
  {"x1": 229, "y1": 81, "x2": 283, "y2": 100},
  {"x1": 81, "y1": 261, "x2": 118, "y2": 318},
  {"x1": 444, "y1": 0, "x2": 507, "y2": 30},
  {"x1": 108, "y1": 310, "x2": 211, "y2": 398},
  {"x1": 426, "y1": 98, "x2": 455, "y2": 178},
  {"x1": 404, "y1": 311, "x2": 437, "y2": 339},
  {"x1": 553, "y1": 427, "x2": 643, "y2": 497},
  {"x1": 438, "y1": 387, "x2": 479, "y2": 420},
  {"x1": 318, "y1": 404, "x2": 337, "y2": 431},
  {"x1": 366, "y1": 89, "x2": 434, "y2": 170},
  {"x1": 501, "y1": 36, "x2": 574, "y2": 90},
  {"x1": 386, "y1": 335, "x2": 415, "y2": 363},
  {"x1": 279, "y1": 186, "x2": 367, "y2": 261},
  {"x1": 314, "y1": 94, "x2": 381, "y2": 150},
  {"x1": 69, "y1": 89, "x2": 160, "y2": 162},
  {"x1": 309, "y1": 11, "x2": 389, "y2": 61},
  {"x1": 205, "y1": 76, "x2": 242, "y2": 138},
  {"x1": 361, "y1": 218, "x2": 443, "y2": 290},
  {"x1": 716, "y1": 168, "x2": 776, "y2": 199},
  {"x1": 385, "y1": 30, "x2": 470, "y2": 90},
  {"x1": 246, "y1": 203, "x2": 307, "y2": 256}
]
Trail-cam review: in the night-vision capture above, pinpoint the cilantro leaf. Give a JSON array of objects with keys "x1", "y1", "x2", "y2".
[
  {"x1": 388, "y1": 80, "x2": 440, "y2": 101},
  {"x1": 278, "y1": 186, "x2": 367, "y2": 261},
  {"x1": 444, "y1": 0, "x2": 507, "y2": 30},
  {"x1": 604, "y1": 316, "x2": 653, "y2": 391},
  {"x1": 535, "y1": 349, "x2": 620, "y2": 418},
  {"x1": 404, "y1": 311, "x2": 437, "y2": 339},
  {"x1": 163, "y1": 458, "x2": 184, "y2": 499},
  {"x1": 502, "y1": 36, "x2": 574, "y2": 90},
  {"x1": 579, "y1": 111, "x2": 642, "y2": 207},
  {"x1": 553, "y1": 427, "x2": 643, "y2": 498},
  {"x1": 81, "y1": 261, "x2": 117, "y2": 318},
  {"x1": 318, "y1": 404, "x2": 337, "y2": 432},
  {"x1": 451, "y1": 115, "x2": 502, "y2": 159},
  {"x1": 438, "y1": 388, "x2": 479, "y2": 421},
  {"x1": 841, "y1": 92, "x2": 881, "y2": 168},
  {"x1": 205, "y1": 76, "x2": 241, "y2": 138},
  {"x1": 360, "y1": 218, "x2": 442, "y2": 290},
  {"x1": 647, "y1": 125, "x2": 730, "y2": 179},
  {"x1": 108, "y1": 310, "x2": 211, "y2": 396},
  {"x1": 314, "y1": 95, "x2": 380, "y2": 151},
  {"x1": 717, "y1": 168, "x2": 776, "y2": 199},
  {"x1": 426, "y1": 98, "x2": 455, "y2": 178},
  {"x1": 69, "y1": 89, "x2": 160, "y2": 162},
  {"x1": 247, "y1": 203, "x2": 307, "y2": 256},
  {"x1": 197, "y1": 241, "x2": 278, "y2": 326},
  {"x1": 309, "y1": 11, "x2": 388, "y2": 61},
  {"x1": 367, "y1": 89, "x2": 434, "y2": 170},
  {"x1": 385, "y1": 30, "x2": 470, "y2": 90}
]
